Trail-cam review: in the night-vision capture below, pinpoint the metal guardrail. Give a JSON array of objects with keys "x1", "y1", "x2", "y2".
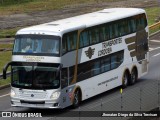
[{"x1": 149, "y1": 21, "x2": 160, "y2": 30}]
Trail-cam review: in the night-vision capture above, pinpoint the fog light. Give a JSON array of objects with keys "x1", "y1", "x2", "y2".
[
  {"x1": 53, "y1": 103, "x2": 59, "y2": 107},
  {"x1": 11, "y1": 101, "x2": 14, "y2": 104}
]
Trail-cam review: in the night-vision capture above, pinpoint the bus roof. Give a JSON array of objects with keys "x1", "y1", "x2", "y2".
[{"x1": 17, "y1": 8, "x2": 146, "y2": 36}]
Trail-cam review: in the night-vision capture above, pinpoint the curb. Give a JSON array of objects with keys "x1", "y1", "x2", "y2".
[{"x1": 0, "y1": 84, "x2": 10, "y2": 90}]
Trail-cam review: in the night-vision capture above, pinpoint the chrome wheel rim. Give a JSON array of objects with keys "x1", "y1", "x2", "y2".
[
  {"x1": 74, "y1": 91, "x2": 79, "y2": 105},
  {"x1": 131, "y1": 71, "x2": 136, "y2": 83},
  {"x1": 124, "y1": 74, "x2": 128, "y2": 86}
]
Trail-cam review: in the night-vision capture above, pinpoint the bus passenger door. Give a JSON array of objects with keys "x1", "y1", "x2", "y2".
[{"x1": 60, "y1": 68, "x2": 71, "y2": 108}]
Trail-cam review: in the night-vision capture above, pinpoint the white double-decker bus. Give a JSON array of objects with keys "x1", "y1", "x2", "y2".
[{"x1": 3, "y1": 8, "x2": 149, "y2": 108}]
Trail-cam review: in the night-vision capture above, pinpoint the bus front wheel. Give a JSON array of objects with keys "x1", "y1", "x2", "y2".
[{"x1": 72, "y1": 89, "x2": 81, "y2": 108}]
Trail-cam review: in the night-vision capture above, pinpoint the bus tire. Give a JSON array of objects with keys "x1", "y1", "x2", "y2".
[
  {"x1": 130, "y1": 68, "x2": 138, "y2": 85},
  {"x1": 122, "y1": 71, "x2": 129, "y2": 88},
  {"x1": 72, "y1": 89, "x2": 81, "y2": 108}
]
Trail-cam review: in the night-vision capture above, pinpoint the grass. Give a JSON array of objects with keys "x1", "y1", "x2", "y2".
[
  {"x1": 0, "y1": 51, "x2": 11, "y2": 86},
  {"x1": 0, "y1": 6, "x2": 160, "y2": 38},
  {"x1": 0, "y1": 1, "x2": 159, "y2": 38},
  {"x1": 0, "y1": 51, "x2": 11, "y2": 73},
  {"x1": 0, "y1": 0, "x2": 119, "y2": 15},
  {"x1": 0, "y1": 77, "x2": 11, "y2": 86},
  {"x1": 0, "y1": 27, "x2": 22, "y2": 38},
  {"x1": 0, "y1": 44, "x2": 13, "y2": 49},
  {"x1": 0, "y1": 51, "x2": 12, "y2": 86},
  {"x1": 145, "y1": 7, "x2": 160, "y2": 25},
  {"x1": 0, "y1": 7, "x2": 159, "y2": 39},
  {"x1": 145, "y1": 7, "x2": 160, "y2": 34},
  {"x1": 150, "y1": 26, "x2": 160, "y2": 35}
]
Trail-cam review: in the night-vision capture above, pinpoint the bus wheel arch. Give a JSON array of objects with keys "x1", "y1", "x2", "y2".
[
  {"x1": 122, "y1": 69, "x2": 130, "y2": 88},
  {"x1": 72, "y1": 86, "x2": 82, "y2": 108},
  {"x1": 130, "y1": 66, "x2": 138, "y2": 85}
]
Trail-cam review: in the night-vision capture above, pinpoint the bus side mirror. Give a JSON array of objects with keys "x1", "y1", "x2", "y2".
[
  {"x1": 3, "y1": 62, "x2": 12, "y2": 79},
  {"x1": 56, "y1": 64, "x2": 63, "y2": 77}
]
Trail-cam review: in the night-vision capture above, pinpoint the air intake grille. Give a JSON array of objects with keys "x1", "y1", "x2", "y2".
[{"x1": 18, "y1": 90, "x2": 47, "y2": 100}]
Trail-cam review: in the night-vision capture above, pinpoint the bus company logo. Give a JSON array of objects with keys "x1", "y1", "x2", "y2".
[{"x1": 85, "y1": 47, "x2": 95, "y2": 59}]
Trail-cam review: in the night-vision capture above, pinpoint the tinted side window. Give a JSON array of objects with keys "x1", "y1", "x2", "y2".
[
  {"x1": 131, "y1": 18, "x2": 136, "y2": 32},
  {"x1": 89, "y1": 28, "x2": 99, "y2": 45},
  {"x1": 140, "y1": 14, "x2": 147, "y2": 28},
  {"x1": 110, "y1": 23, "x2": 119, "y2": 39},
  {"x1": 69, "y1": 66, "x2": 74, "y2": 84},
  {"x1": 114, "y1": 23, "x2": 119, "y2": 38},
  {"x1": 62, "y1": 31, "x2": 78, "y2": 54},
  {"x1": 62, "y1": 35, "x2": 67, "y2": 54},
  {"x1": 77, "y1": 50, "x2": 124, "y2": 82},
  {"x1": 105, "y1": 25, "x2": 110, "y2": 40},
  {"x1": 111, "y1": 51, "x2": 124, "y2": 69},
  {"x1": 111, "y1": 55, "x2": 117, "y2": 69},
  {"x1": 67, "y1": 32, "x2": 77, "y2": 51},
  {"x1": 109, "y1": 24, "x2": 114, "y2": 39},
  {"x1": 118, "y1": 20, "x2": 125, "y2": 36},
  {"x1": 80, "y1": 31, "x2": 89, "y2": 48},
  {"x1": 101, "y1": 57, "x2": 110, "y2": 72},
  {"x1": 99, "y1": 26, "x2": 105, "y2": 41},
  {"x1": 92, "y1": 60, "x2": 101, "y2": 76}
]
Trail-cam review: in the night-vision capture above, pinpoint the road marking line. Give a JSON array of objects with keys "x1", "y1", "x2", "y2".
[
  {"x1": 150, "y1": 40, "x2": 160, "y2": 43},
  {"x1": 149, "y1": 48, "x2": 154, "y2": 51},
  {"x1": 153, "y1": 53, "x2": 160, "y2": 57},
  {"x1": 0, "y1": 93, "x2": 10, "y2": 98},
  {"x1": 150, "y1": 47, "x2": 160, "y2": 51}
]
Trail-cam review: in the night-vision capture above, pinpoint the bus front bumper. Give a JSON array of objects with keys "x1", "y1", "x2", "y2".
[{"x1": 11, "y1": 98, "x2": 62, "y2": 109}]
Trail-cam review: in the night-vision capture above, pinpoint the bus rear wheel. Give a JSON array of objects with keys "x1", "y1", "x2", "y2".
[
  {"x1": 130, "y1": 68, "x2": 137, "y2": 85},
  {"x1": 122, "y1": 71, "x2": 129, "y2": 88},
  {"x1": 72, "y1": 89, "x2": 81, "y2": 108}
]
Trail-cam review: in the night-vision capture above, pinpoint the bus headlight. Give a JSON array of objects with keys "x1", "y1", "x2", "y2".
[
  {"x1": 10, "y1": 89, "x2": 16, "y2": 97},
  {"x1": 50, "y1": 92, "x2": 60, "y2": 100}
]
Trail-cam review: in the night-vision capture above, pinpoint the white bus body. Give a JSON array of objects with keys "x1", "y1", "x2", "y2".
[{"x1": 3, "y1": 8, "x2": 149, "y2": 108}]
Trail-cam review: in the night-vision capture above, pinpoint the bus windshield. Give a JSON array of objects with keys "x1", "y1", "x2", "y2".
[
  {"x1": 11, "y1": 63, "x2": 60, "y2": 89},
  {"x1": 13, "y1": 35, "x2": 60, "y2": 56}
]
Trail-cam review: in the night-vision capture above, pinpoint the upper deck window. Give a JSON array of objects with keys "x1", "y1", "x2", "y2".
[
  {"x1": 62, "y1": 31, "x2": 78, "y2": 54},
  {"x1": 13, "y1": 35, "x2": 60, "y2": 56}
]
